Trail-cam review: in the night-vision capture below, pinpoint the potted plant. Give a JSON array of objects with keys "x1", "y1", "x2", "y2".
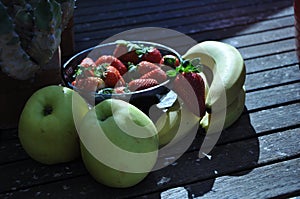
[{"x1": 0, "y1": 0, "x2": 75, "y2": 128}]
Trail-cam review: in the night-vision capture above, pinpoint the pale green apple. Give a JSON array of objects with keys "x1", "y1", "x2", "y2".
[
  {"x1": 79, "y1": 99, "x2": 159, "y2": 188},
  {"x1": 18, "y1": 85, "x2": 89, "y2": 164}
]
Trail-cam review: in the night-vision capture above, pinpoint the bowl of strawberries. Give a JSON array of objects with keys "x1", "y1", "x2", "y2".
[{"x1": 61, "y1": 40, "x2": 183, "y2": 114}]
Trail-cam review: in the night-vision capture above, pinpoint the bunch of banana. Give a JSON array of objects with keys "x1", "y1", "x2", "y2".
[
  {"x1": 183, "y1": 41, "x2": 246, "y2": 134},
  {"x1": 155, "y1": 41, "x2": 246, "y2": 148},
  {"x1": 155, "y1": 99, "x2": 200, "y2": 148}
]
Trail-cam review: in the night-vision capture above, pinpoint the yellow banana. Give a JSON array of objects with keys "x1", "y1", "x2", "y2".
[
  {"x1": 200, "y1": 87, "x2": 246, "y2": 133},
  {"x1": 183, "y1": 41, "x2": 246, "y2": 112},
  {"x1": 156, "y1": 41, "x2": 246, "y2": 147},
  {"x1": 156, "y1": 100, "x2": 200, "y2": 148}
]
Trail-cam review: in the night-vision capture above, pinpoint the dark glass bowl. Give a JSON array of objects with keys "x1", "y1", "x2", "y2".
[{"x1": 61, "y1": 41, "x2": 182, "y2": 114}]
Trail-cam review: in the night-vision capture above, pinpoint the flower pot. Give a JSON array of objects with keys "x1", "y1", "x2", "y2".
[{"x1": 0, "y1": 48, "x2": 62, "y2": 129}]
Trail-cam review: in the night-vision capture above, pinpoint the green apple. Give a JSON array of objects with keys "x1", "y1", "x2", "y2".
[
  {"x1": 79, "y1": 99, "x2": 159, "y2": 188},
  {"x1": 18, "y1": 85, "x2": 89, "y2": 165}
]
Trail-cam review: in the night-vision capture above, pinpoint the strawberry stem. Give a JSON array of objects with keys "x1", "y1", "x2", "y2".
[{"x1": 166, "y1": 58, "x2": 203, "y2": 77}]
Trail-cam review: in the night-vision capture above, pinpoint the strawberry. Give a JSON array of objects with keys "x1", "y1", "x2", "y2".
[
  {"x1": 168, "y1": 59, "x2": 206, "y2": 117},
  {"x1": 74, "y1": 77, "x2": 105, "y2": 92},
  {"x1": 95, "y1": 55, "x2": 127, "y2": 75},
  {"x1": 173, "y1": 72, "x2": 206, "y2": 117},
  {"x1": 122, "y1": 64, "x2": 141, "y2": 82},
  {"x1": 113, "y1": 44, "x2": 128, "y2": 58},
  {"x1": 103, "y1": 66, "x2": 125, "y2": 88},
  {"x1": 118, "y1": 50, "x2": 139, "y2": 65},
  {"x1": 128, "y1": 78, "x2": 158, "y2": 91},
  {"x1": 160, "y1": 55, "x2": 180, "y2": 67},
  {"x1": 114, "y1": 86, "x2": 128, "y2": 94},
  {"x1": 74, "y1": 65, "x2": 94, "y2": 78},
  {"x1": 80, "y1": 57, "x2": 96, "y2": 67},
  {"x1": 137, "y1": 61, "x2": 161, "y2": 75},
  {"x1": 141, "y1": 47, "x2": 162, "y2": 63},
  {"x1": 115, "y1": 41, "x2": 162, "y2": 63},
  {"x1": 140, "y1": 68, "x2": 167, "y2": 83},
  {"x1": 113, "y1": 41, "x2": 140, "y2": 64},
  {"x1": 77, "y1": 57, "x2": 96, "y2": 77}
]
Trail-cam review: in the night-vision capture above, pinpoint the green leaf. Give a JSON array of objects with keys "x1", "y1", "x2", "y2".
[
  {"x1": 98, "y1": 88, "x2": 114, "y2": 94},
  {"x1": 166, "y1": 69, "x2": 178, "y2": 77}
]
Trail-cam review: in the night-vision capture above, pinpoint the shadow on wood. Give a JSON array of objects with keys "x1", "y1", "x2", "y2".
[{"x1": 183, "y1": 106, "x2": 259, "y2": 198}]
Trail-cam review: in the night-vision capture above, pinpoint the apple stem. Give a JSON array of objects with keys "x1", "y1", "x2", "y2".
[{"x1": 44, "y1": 106, "x2": 53, "y2": 116}]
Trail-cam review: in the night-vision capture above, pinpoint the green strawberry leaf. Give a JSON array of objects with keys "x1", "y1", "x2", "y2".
[
  {"x1": 98, "y1": 88, "x2": 114, "y2": 94},
  {"x1": 128, "y1": 63, "x2": 137, "y2": 72},
  {"x1": 166, "y1": 69, "x2": 178, "y2": 77}
]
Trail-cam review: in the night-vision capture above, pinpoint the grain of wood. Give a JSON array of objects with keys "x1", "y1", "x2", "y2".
[
  {"x1": 1, "y1": 128, "x2": 299, "y2": 198},
  {"x1": 244, "y1": 51, "x2": 298, "y2": 74},
  {"x1": 245, "y1": 65, "x2": 300, "y2": 91}
]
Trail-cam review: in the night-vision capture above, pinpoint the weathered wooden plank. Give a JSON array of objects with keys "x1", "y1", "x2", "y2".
[
  {"x1": 144, "y1": 157, "x2": 300, "y2": 199},
  {"x1": 74, "y1": 0, "x2": 279, "y2": 23},
  {"x1": 73, "y1": 11, "x2": 294, "y2": 52},
  {"x1": 221, "y1": 26, "x2": 294, "y2": 48},
  {"x1": 0, "y1": 128, "x2": 18, "y2": 140},
  {"x1": 0, "y1": 139, "x2": 27, "y2": 165},
  {"x1": 180, "y1": 5, "x2": 293, "y2": 36},
  {"x1": 73, "y1": 1, "x2": 293, "y2": 49},
  {"x1": 239, "y1": 38, "x2": 296, "y2": 60},
  {"x1": 248, "y1": 103, "x2": 300, "y2": 133},
  {"x1": 245, "y1": 65, "x2": 300, "y2": 92},
  {"x1": 216, "y1": 102, "x2": 300, "y2": 145},
  {"x1": 189, "y1": 158, "x2": 300, "y2": 199},
  {"x1": 1, "y1": 127, "x2": 299, "y2": 198},
  {"x1": 74, "y1": 0, "x2": 228, "y2": 22},
  {"x1": 244, "y1": 50, "x2": 298, "y2": 74},
  {"x1": 0, "y1": 159, "x2": 87, "y2": 193},
  {"x1": 74, "y1": 0, "x2": 291, "y2": 33},
  {"x1": 75, "y1": 0, "x2": 224, "y2": 11},
  {"x1": 245, "y1": 82, "x2": 300, "y2": 111},
  {"x1": 191, "y1": 14, "x2": 294, "y2": 41}
]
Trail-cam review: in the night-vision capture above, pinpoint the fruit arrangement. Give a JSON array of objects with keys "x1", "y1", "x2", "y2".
[{"x1": 18, "y1": 40, "x2": 246, "y2": 188}]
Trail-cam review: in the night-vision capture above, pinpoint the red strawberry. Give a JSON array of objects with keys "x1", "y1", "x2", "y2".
[
  {"x1": 160, "y1": 55, "x2": 180, "y2": 67},
  {"x1": 114, "y1": 41, "x2": 162, "y2": 63},
  {"x1": 128, "y1": 78, "x2": 158, "y2": 91},
  {"x1": 173, "y1": 72, "x2": 206, "y2": 117},
  {"x1": 95, "y1": 55, "x2": 127, "y2": 75},
  {"x1": 118, "y1": 50, "x2": 140, "y2": 65},
  {"x1": 137, "y1": 61, "x2": 161, "y2": 75},
  {"x1": 78, "y1": 57, "x2": 96, "y2": 77},
  {"x1": 74, "y1": 77, "x2": 105, "y2": 92},
  {"x1": 141, "y1": 47, "x2": 162, "y2": 63},
  {"x1": 113, "y1": 41, "x2": 139, "y2": 65},
  {"x1": 80, "y1": 57, "x2": 96, "y2": 67},
  {"x1": 113, "y1": 44, "x2": 128, "y2": 58},
  {"x1": 140, "y1": 68, "x2": 167, "y2": 83},
  {"x1": 114, "y1": 86, "x2": 128, "y2": 94},
  {"x1": 103, "y1": 66, "x2": 125, "y2": 88}
]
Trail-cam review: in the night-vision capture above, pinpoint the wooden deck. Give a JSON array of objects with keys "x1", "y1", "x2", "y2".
[{"x1": 1, "y1": 0, "x2": 300, "y2": 198}]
